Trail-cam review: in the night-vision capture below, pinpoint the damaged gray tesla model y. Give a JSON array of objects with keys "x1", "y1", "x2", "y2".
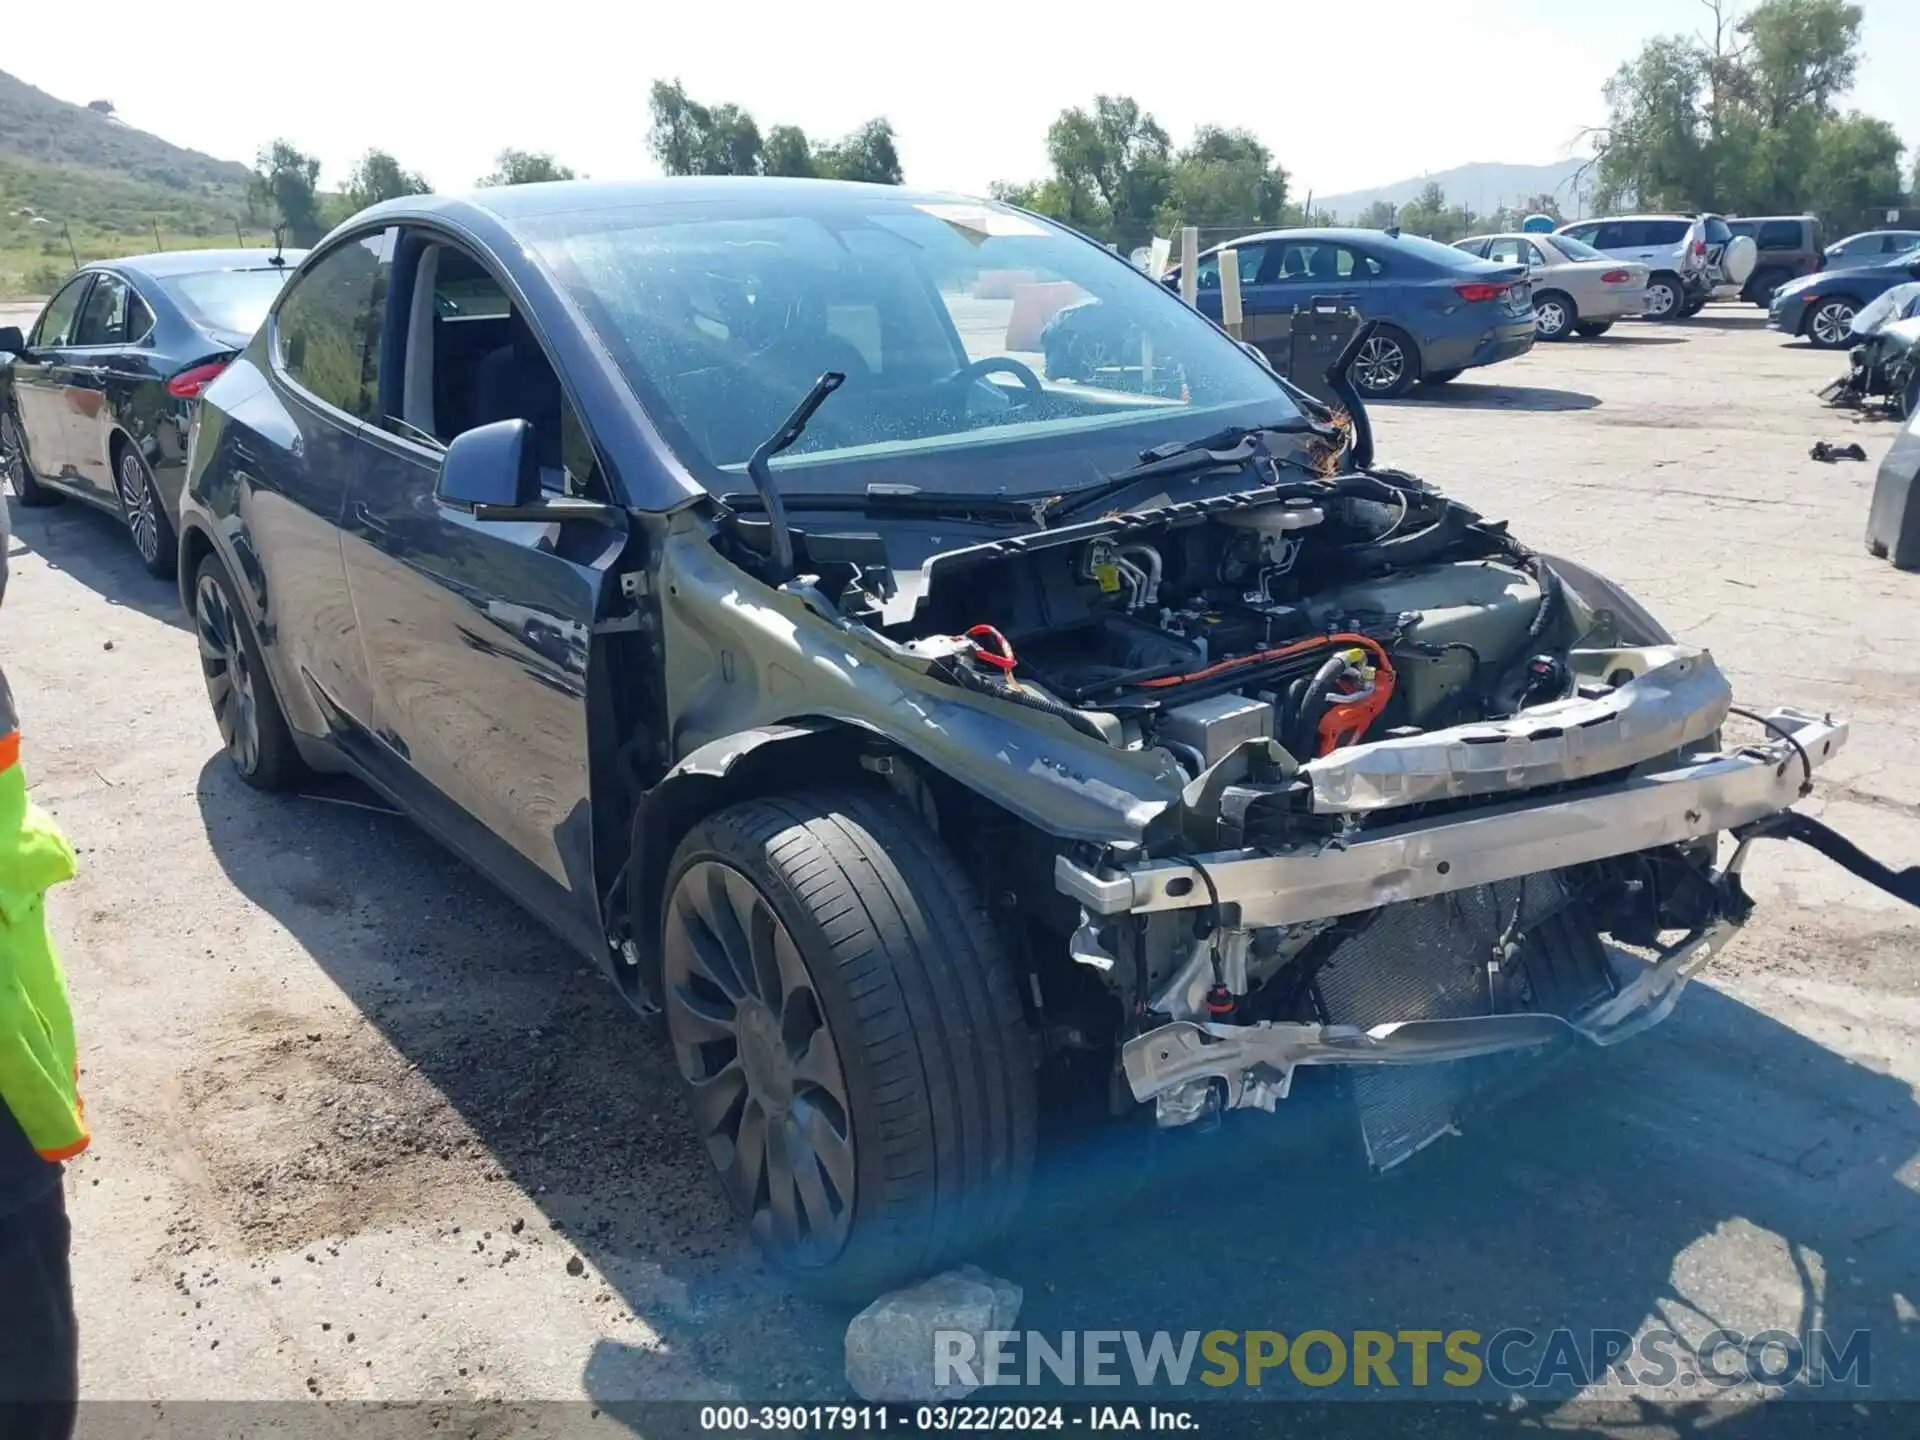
[{"x1": 176, "y1": 179, "x2": 1918, "y2": 1298}]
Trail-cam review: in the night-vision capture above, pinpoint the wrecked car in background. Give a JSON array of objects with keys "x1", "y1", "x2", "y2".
[
  {"x1": 176, "y1": 180, "x2": 1914, "y2": 1300},
  {"x1": 1820, "y1": 281, "x2": 1920, "y2": 418}
]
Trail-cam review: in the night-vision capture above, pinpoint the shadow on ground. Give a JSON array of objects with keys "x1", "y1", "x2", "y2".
[
  {"x1": 195, "y1": 762, "x2": 1919, "y2": 1434},
  {"x1": 5, "y1": 494, "x2": 185, "y2": 630},
  {"x1": 1583, "y1": 333, "x2": 1690, "y2": 347},
  {"x1": 1392, "y1": 382, "x2": 1601, "y2": 413},
  {"x1": 1677, "y1": 311, "x2": 1773, "y2": 331}
]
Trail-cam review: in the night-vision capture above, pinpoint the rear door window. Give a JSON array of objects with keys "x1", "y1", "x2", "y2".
[
  {"x1": 1757, "y1": 220, "x2": 1803, "y2": 250},
  {"x1": 73, "y1": 273, "x2": 133, "y2": 347},
  {"x1": 1636, "y1": 220, "x2": 1689, "y2": 246},
  {"x1": 273, "y1": 229, "x2": 395, "y2": 421},
  {"x1": 1589, "y1": 223, "x2": 1629, "y2": 249},
  {"x1": 30, "y1": 275, "x2": 92, "y2": 348},
  {"x1": 1485, "y1": 238, "x2": 1525, "y2": 265}
]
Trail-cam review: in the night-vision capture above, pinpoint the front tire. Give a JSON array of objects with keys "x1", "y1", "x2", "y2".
[
  {"x1": 115, "y1": 444, "x2": 176, "y2": 579},
  {"x1": 661, "y1": 789, "x2": 1037, "y2": 1299},
  {"x1": 0, "y1": 411, "x2": 60, "y2": 507},
  {"x1": 1419, "y1": 368, "x2": 1463, "y2": 386},
  {"x1": 193, "y1": 554, "x2": 305, "y2": 791},
  {"x1": 1805, "y1": 298, "x2": 1858, "y2": 349},
  {"x1": 1348, "y1": 327, "x2": 1419, "y2": 399},
  {"x1": 1533, "y1": 290, "x2": 1576, "y2": 341}
]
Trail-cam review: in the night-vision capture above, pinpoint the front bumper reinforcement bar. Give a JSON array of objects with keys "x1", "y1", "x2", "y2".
[{"x1": 1057, "y1": 708, "x2": 1847, "y2": 929}]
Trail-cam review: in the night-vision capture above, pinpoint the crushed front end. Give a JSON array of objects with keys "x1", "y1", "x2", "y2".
[{"x1": 1055, "y1": 669, "x2": 1846, "y2": 1165}]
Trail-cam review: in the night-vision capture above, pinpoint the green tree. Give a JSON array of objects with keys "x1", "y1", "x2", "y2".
[
  {"x1": 1355, "y1": 198, "x2": 1397, "y2": 229},
  {"x1": 478, "y1": 149, "x2": 576, "y2": 186},
  {"x1": 1045, "y1": 96, "x2": 1173, "y2": 248},
  {"x1": 1589, "y1": 0, "x2": 1900, "y2": 229},
  {"x1": 648, "y1": 79, "x2": 764, "y2": 176},
  {"x1": 1806, "y1": 111, "x2": 1906, "y2": 233},
  {"x1": 762, "y1": 124, "x2": 817, "y2": 179},
  {"x1": 250, "y1": 140, "x2": 324, "y2": 246},
  {"x1": 816, "y1": 119, "x2": 903, "y2": 185},
  {"x1": 1157, "y1": 126, "x2": 1286, "y2": 232},
  {"x1": 344, "y1": 148, "x2": 429, "y2": 211}
]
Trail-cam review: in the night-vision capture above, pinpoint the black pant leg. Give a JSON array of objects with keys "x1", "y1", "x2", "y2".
[{"x1": 0, "y1": 1182, "x2": 77, "y2": 1440}]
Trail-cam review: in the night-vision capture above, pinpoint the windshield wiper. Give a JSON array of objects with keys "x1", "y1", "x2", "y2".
[
  {"x1": 744, "y1": 371, "x2": 844, "y2": 582},
  {"x1": 721, "y1": 482, "x2": 1055, "y2": 525},
  {"x1": 1043, "y1": 420, "x2": 1319, "y2": 524}
]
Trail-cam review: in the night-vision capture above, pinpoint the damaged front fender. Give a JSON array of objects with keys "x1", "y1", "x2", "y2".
[{"x1": 655, "y1": 521, "x2": 1185, "y2": 846}]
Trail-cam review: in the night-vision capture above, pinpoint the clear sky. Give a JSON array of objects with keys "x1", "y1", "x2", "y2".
[{"x1": 9, "y1": 0, "x2": 1916, "y2": 201}]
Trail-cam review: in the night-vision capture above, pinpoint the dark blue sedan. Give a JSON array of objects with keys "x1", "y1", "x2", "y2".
[
  {"x1": 1162, "y1": 227, "x2": 1538, "y2": 398},
  {"x1": 0, "y1": 248, "x2": 301, "y2": 574},
  {"x1": 1770, "y1": 246, "x2": 1920, "y2": 347}
]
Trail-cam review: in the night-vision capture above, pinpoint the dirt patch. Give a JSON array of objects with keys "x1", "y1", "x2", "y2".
[{"x1": 179, "y1": 1010, "x2": 482, "y2": 1253}]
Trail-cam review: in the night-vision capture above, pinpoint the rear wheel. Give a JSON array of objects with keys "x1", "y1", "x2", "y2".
[
  {"x1": 1678, "y1": 295, "x2": 1708, "y2": 318},
  {"x1": 1745, "y1": 267, "x2": 1788, "y2": 306},
  {"x1": 0, "y1": 411, "x2": 59, "y2": 507},
  {"x1": 1805, "y1": 297, "x2": 1858, "y2": 349},
  {"x1": 1574, "y1": 320, "x2": 1614, "y2": 337},
  {"x1": 194, "y1": 554, "x2": 306, "y2": 791},
  {"x1": 1642, "y1": 273, "x2": 1683, "y2": 321},
  {"x1": 1419, "y1": 368, "x2": 1462, "y2": 386},
  {"x1": 1533, "y1": 290, "x2": 1576, "y2": 341},
  {"x1": 115, "y1": 443, "x2": 176, "y2": 579},
  {"x1": 661, "y1": 789, "x2": 1037, "y2": 1299},
  {"x1": 1348, "y1": 327, "x2": 1419, "y2": 400}
]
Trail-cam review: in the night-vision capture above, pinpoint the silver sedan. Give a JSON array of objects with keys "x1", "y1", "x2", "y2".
[{"x1": 1454, "y1": 232, "x2": 1650, "y2": 340}]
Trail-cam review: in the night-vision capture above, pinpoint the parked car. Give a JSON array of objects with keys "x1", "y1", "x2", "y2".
[
  {"x1": 1452, "y1": 231, "x2": 1647, "y2": 340},
  {"x1": 1152, "y1": 227, "x2": 1535, "y2": 398},
  {"x1": 1554, "y1": 214, "x2": 1715, "y2": 320},
  {"x1": 1769, "y1": 245, "x2": 1920, "y2": 347},
  {"x1": 1823, "y1": 229, "x2": 1920, "y2": 268},
  {"x1": 1726, "y1": 215, "x2": 1821, "y2": 304},
  {"x1": 178, "y1": 179, "x2": 1890, "y2": 1297},
  {"x1": 0, "y1": 248, "x2": 303, "y2": 576}
]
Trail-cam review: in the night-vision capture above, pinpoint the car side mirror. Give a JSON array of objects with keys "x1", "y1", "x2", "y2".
[
  {"x1": 0, "y1": 327, "x2": 25, "y2": 356},
  {"x1": 436, "y1": 418, "x2": 539, "y2": 511}
]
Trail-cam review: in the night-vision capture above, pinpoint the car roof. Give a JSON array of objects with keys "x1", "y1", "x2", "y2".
[
  {"x1": 342, "y1": 177, "x2": 1010, "y2": 233},
  {"x1": 1561, "y1": 214, "x2": 1695, "y2": 225},
  {"x1": 85, "y1": 248, "x2": 310, "y2": 279},
  {"x1": 1190, "y1": 226, "x2": 1434, "y2": 260},
  {"x1": 1728, "y1": 214, "x2": 1813, "y2": 222}
]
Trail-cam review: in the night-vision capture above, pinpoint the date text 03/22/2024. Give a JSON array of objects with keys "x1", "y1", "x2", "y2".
[{"x1": 697, "y1": 1406, "x2": 1196, "y2": 1432}]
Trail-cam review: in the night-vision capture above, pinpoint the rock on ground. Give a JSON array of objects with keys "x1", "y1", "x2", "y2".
[{"x1": 844, "y1": 1265, "x2": 1023, "y2": 1402}]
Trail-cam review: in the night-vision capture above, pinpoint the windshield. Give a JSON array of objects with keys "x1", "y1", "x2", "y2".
[
  {"x1": 1552, "y1": 234, "x2": 1607, "y2": 261},
  {"x1": 523, "y1": 195, "x2": 1298, "y2": 497},
  {"x1": 159, "y1": 267, "x2": 292, "y2": 337}
]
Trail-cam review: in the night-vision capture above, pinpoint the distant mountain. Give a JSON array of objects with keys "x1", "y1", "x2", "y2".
[
  {"x1": 0, "y1": 69, "x2": 258, "y2": 295},
  {"x1": 1314, "y1": 159, "x2": 1594, "y2": 221}
]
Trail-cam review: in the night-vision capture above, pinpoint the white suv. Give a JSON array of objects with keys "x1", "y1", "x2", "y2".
[{"x1": 1555, "y1": 214, "x2": 1733, "y2": 320}]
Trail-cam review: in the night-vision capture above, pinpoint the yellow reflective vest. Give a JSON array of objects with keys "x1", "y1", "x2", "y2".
[{"x1": 0, "y1": 733, "x2": 87, "y2": 1162}]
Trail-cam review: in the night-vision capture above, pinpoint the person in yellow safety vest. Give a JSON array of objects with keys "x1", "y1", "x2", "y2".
[{"x1": 0, "y1": 491, "x2": 82, "y2": 1440}]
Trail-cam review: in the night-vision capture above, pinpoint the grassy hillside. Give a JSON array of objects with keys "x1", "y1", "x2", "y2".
[{"x1": 0, "y1": 69, "x2": 268, "y2": 296}]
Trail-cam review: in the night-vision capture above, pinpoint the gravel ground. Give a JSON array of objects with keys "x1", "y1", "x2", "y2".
[{"x1": 4, "y1": 303, "x2": 1918, "y2": 1424}]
